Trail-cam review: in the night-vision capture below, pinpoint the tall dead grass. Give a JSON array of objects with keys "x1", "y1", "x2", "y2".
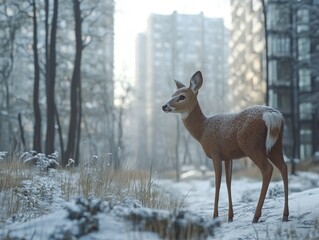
[
  {"x1": 60, "y1": 161, "x2": 182, "y2": 210},
  {"x1": 0, "y1": 154, "x2": 182, "y2": 224},
  {"x1": 0, "y1": 159, "x2": 33, "y2": 222}
]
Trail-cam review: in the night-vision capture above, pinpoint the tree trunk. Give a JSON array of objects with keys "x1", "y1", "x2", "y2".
[
  {"x1": 63, "y1": 0, "x2": 82, "y2": 166},
  {"x1": 114, "y1": 105, "x2": 124, "y2": 170},
  {"x1": 75, "y1": 78, "x2": 82, "y2": 161},
  {"x1": 18, "y1": 113, "x2": 26, "y2": 151},
  {"x1": 0, "y1": 2, "x2": 17, "y2": 152},
  {"x1": 45, "y1": 0, "x2": 58, "y2": 155},
  {"x1": 261, "y1": 0, "x2": 269, "y2": 105},
  {"x1": 55, "y1": 104, "x2": 64, "y2": 158},
  {"x1": 32, "y1": 0, "x2": 42, "y2": 153}
]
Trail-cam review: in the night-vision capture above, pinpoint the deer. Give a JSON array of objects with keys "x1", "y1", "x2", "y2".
[{"x1": 162, "y1": 71, "x2": 289, "y2": 223}]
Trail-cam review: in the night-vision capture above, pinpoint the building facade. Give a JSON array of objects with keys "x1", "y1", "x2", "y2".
[
  {"x1": 267, "y1": 0, "x2": 319, "y2": 160},
  {"x1": 230, "y1": 0, "x2": 319, "y2": 160},
  {"x1": 229, "y1": 0, "x2": 266, "y2": 111},
  {"x1": 135, "y1": 12, "x2": 229, "y2": 169}
]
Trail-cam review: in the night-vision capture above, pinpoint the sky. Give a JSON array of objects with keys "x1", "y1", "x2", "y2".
[{"x1": 113, "y1": 0, "x2": 231, "y2": 85}]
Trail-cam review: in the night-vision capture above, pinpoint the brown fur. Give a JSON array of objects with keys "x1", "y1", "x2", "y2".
[{"x1": 162, "y1": 71, "x2": 289, "y2": 223}]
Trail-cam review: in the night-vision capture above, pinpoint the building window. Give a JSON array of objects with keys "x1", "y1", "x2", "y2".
[
  {"x1": 269, "y1": 90, "x2": 277, "y2": 108},
  {"x1": 300, "y1": 123, "x2": 312, "y2": 159},
  {"x1": 268, "y1": 36, "x2": 290, "y2": 56},
  {"x1": 299, "y1": 68, "x2": 311, "y2": 91},
  {"x1": 300, "y1": 143, "x2": 312, "y2": 159},
  {"x1": 278, "y1": 91, "x2": 291, "y2": 113},
  {"x1": 269, "y1": 59, "x2": 291, "y2": 85},
  {"x1": 268, "y1": 89, "x2": 291, "y2": 113},
  {"x1": 297, "y1": 24, "x2": 309, "y2": 33},
  {"x1": 277, "y1": 59, "x2": 291, "y2": 84},
  {"x1": 297, "y1": 9, "x2": 309, "y2": 33},
  {"x1": 267, "y1": 4, "x2": 290, "y2": 28},
  {"x1": 299, "y1": 102, "x2": 312, "y2": 120},
  {"x1": 269, "y1": 60, "x2": 277, "y2": 84},
  {"x1": 297, "y1": 9, "x2": 309, "y2": 23},
  {"x1": 283, "y1": 118, "x2": 293, "y2": 143},
  {"x1": 298, "y1": 37, "x2": 310, "y2": 60},
  {"x1": 278, "y1": 37, "x2": 290, "y2": 55}
]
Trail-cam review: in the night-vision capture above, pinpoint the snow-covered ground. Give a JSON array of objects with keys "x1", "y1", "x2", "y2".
[
  {"x1": 160, "y1": 172, "x2": 319, "y2": 239},
  {"x1": 1, "y1": 168, "x2": 319, "y2": 240}
]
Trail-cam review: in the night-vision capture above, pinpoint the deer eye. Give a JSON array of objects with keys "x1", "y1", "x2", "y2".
[{"x1": 178, "y1": 95, "x2": 185, "y2": 101}]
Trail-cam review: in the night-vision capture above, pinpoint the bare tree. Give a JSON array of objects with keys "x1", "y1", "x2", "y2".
[
  {"x1": 0, "y1": 0, "x2": 27, "y2": 150},
  {"x1": 0, "y1": 0, "x2": 115, "y2": 164},
  {"x1": 63, "y1": 0, "x2": 83, "y2": 166},
  {"x1": 113, "y1": 82, "x2": 132, "y2": 170},
  {"x1": 31, "y1": 0, "x2": 42, "y2": 152},
  {"x1": 45, "y1": 0, "x2": 58, "y2": 155}
]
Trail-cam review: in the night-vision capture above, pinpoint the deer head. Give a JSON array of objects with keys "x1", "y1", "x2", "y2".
[{"x1": 162, "y1": 71, "x2": 203, "y2": 117}]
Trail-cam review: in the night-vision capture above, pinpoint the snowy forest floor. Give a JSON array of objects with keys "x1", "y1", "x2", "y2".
[
  {"x1": 0, "y1": 155, "x2": 319, "y2": 240},
  {"x1": 160, "y1": 171, "x2": 319, "y2": 240}
]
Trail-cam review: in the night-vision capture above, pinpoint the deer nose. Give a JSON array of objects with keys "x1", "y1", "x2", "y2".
[{"x1": 162, "y1": 104, "x2": 168, "y2": 111}]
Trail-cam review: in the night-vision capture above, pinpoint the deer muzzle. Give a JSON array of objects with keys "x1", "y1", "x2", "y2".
[{"x1": 162, "y1": 104, "x2": 173, "y2": 112}]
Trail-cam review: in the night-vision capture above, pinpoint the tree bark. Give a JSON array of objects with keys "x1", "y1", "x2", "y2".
[
  {"x1": 55, "y1": 104, "x2": 64, "y2": 158},
  {"x1": 32, "y1": 0, "x2": 42, "y2": 152},
  {"x1": 18, "y1": 113, "x2": 26, "y2": 151},
  {"x1": 45, "y1": 0, "x2": 58, "y2": 155},
  {"x1": 261, "y1": 0, "x2": 269, "y2": 105},
  {"x1": 63, "y1": 0, "x2": 82, "y2": 166}
]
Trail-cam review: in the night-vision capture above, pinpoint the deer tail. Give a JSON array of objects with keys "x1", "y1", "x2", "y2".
[{"x1": 262, "y1": 109, "x2": 284, "y2": 153}]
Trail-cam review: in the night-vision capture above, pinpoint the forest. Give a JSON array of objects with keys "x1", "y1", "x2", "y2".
[{"x1": 0, "y1": 0, "x2": 121, "y2": 168}]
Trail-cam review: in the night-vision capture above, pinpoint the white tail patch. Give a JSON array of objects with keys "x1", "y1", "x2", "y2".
[{"x1": 262, "y1": 110, "x2": 283, "y2": 153}]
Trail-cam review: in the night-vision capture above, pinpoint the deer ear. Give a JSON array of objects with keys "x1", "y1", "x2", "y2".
[
  {"x1": 174, "y1": 79, "x2": 186, "y2": 89},
  {"x1": 190, "y1": 71, "x2": 203, "y2": 93}
]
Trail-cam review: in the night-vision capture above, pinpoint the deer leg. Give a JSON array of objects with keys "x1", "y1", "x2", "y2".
[
  {"x1": 269, "y1": 150, "x2": 289, "y2": 222},
  {"x1": 252, "y1": 157, "x2": 273, "y2": 223},
  {"x1": 225, "y1": 160, "x2": 233, "y2": 221},
  {"x1": 212, "y1": 159, "x2": 222, "y2": 219}
]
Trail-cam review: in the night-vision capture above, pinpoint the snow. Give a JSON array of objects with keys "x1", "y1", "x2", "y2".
[
  {"x1": 159, "y1": 173, "x2": 319, "y2": 240},
  {"x1": 1, "y1": 167, "x2": 319, "y2": 240}
]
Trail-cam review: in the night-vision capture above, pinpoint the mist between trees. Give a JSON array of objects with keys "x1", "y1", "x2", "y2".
[
  {"x1": 0, "y1": 0, "x2": 125, "y2": 167},
  {"x1": 2, "y1": 0, "x2": 319, "y2": 178}
]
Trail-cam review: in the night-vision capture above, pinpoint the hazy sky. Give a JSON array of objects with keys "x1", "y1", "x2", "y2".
[{"x1": 114, "y1": 0, "x2": 231, "y2": 83}]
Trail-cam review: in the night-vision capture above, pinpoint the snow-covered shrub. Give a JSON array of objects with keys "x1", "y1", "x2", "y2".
[
  {"x1": 241, "y1": 190, "x2": 255, "y2": 203},
  {"x1": 127, "y1": 208, "x2": 220, "y2": 239},
  {"x1": 268, "y1": 184, "x2": 284, "y2": 199},
  {"x1": 0, "y1": 156, "x2": 35, "y2": 223},
  {"x1": 19, "y1": 151, "x2": 59, "y2": 171},
  {"x1": 10, "y1": 174, "x2": 58, "y2": 222},
  {"x1": 50, "y1": 198, "x2": 103, "y2": 239}
]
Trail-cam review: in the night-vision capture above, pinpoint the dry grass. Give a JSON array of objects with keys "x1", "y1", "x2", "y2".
[
  {"x1": 0, "y1": 159, "x2": 33, "y2": 222},
  {"x1": 60, "y1": 161, "x2": 182, "y2": 210},
  {"x1": 233, "y1": 165, "x2": 284, "y2": 181},
  {"x1": 296, "y1": 161, "x2": 319, "y2": 173},
  {"x1": 0, "y1": 153, "x2": 182, "y2": 230},
  {"x1": 233, "y1": 160, "x2": 319, "y2": 182},
  {"x1": 0, "y1": 160, "x2": 32, "y2": 191}
]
